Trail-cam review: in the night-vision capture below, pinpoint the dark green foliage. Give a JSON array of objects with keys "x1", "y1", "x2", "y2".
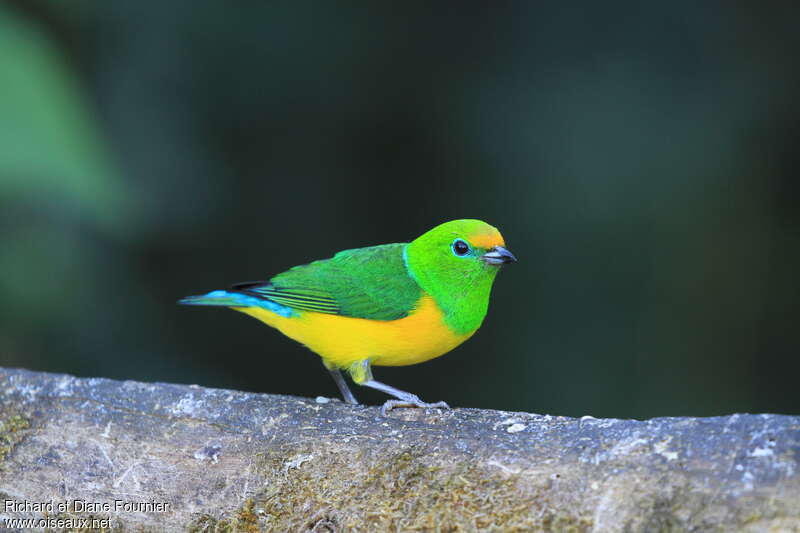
[{"x1": 1, "y1": 2, "x2": 799, "y2": 416}]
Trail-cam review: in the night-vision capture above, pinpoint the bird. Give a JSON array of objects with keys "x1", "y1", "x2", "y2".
[{"x1": 179, "y1": 219, "x2": 516, "y2": 415}]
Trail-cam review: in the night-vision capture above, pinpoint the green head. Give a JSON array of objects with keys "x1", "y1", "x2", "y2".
[{"x1": 405, "y1": 219, "x2": 516, "y2": 334}]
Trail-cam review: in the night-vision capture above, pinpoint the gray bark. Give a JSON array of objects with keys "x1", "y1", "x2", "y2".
[{"x1": 0, "y1": 367, "x2": 798, "y2": 532}]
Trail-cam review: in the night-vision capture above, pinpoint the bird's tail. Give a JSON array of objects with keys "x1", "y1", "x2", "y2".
[
  {"x1": 178, "y1": 290, "x2": 266, "y2": 307},
  {"x1": 178, "y1": 289, "x2": 296, "y2": 317}
]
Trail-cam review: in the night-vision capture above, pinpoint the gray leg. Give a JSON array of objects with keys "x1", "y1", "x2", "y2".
[
  {"x1": 359, "y1": 376, "x2": 450, "y2": 416},
  {"x1": 348, "y1": 360, "x2": 449, "y2": 415},
  {"x1": 325, "y1": 365, "x2": 358, "y2": 405},
  {"x1": 361, "y1": 379, "x2": 450, "y2": 416}
]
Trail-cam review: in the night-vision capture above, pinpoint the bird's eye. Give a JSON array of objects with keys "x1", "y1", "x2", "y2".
[{"x1": 452, "y1": 239, "x2": 470, "y2": 256}]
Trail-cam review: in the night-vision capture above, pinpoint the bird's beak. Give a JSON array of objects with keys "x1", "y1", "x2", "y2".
[{"x1": 481, "y1": 246, "x2": 517, "y2": 265}]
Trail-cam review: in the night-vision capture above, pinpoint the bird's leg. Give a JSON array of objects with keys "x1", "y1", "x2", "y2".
[
  {"x1": 350, "y1": 360, "x2": 450, "y2": 416},
  {"x1": 323, "y1": 360, "x2": 358, "y2": 405},
  {"x1": 364, "y1": 381, "x2": 451, "y2": 417}
]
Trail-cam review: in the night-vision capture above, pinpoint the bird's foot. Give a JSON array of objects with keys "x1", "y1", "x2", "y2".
[{"x1": 380, "y1": 398, "x2": 451, "y2": 416}]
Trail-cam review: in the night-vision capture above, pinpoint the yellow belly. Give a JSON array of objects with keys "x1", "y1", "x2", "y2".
[{"x1": 235, "y1": 295, "x2": 474, "y2": 368}]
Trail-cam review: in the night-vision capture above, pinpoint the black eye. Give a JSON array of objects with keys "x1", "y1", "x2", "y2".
[{"x1": 452, "y1": 239, "x2": 470, "y2": 256}]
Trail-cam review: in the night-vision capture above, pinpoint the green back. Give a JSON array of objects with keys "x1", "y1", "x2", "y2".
[{"x1": 266, "y1": 243, "x2": 421, "y2": 320}]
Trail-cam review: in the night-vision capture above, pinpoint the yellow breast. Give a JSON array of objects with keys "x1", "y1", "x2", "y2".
[{"x1": 235, "y1": 295, "x2": 474, "y2": 368}]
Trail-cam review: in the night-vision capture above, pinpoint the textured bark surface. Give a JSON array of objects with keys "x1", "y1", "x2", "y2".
[{"x1": 0, "y1": 367, "x2": 798, "y2": 532}]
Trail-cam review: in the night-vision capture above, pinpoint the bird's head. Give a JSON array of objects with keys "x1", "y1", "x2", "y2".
[
  {"x1": 406, "y1": 220, "x2": 515, "y2": 320},
  {"x1": 408, "y1": 219, "x2": 515, "y2": 273}
]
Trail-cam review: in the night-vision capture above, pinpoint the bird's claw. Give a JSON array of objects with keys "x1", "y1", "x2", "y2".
[{"x1": 380, "y1": 399, "x2": 451, "y2": 416}]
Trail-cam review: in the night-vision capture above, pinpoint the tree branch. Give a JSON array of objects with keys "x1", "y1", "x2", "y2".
[{"x1": 0, "y1": 367, "x2": 798, "y2": 531}]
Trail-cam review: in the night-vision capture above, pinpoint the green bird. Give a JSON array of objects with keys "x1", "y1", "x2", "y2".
[{"x1": 180, "y1": 219, "x2": 516, "y2": 414}]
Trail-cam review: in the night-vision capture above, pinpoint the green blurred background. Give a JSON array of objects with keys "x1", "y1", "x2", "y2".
[{"x1": 1, "y1": 2, "x2": 797, "y2": 419}]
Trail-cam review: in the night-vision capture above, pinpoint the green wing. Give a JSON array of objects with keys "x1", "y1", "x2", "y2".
[{"x1": 235, "y1": 243, "x2": 423, "y2": 321}]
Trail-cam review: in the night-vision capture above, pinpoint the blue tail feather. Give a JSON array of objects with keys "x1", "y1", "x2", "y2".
[{"x1": 178, "y1": 290, "x2": 296, "y2": 317}]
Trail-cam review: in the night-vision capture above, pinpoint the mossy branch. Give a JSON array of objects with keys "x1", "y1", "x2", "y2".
[{"x1": 0, "y1": 367, "x2": 798, "y2": 532}]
